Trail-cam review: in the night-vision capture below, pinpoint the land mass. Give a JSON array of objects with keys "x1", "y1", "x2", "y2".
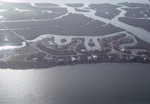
[{"x1": 0, "y1": 2, "x2": 150, "y2": 69}]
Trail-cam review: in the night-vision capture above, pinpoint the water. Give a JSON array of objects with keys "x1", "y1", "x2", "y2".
[
  {"x1": 1, "y1": 0, "x2": 149, "y2": 4},
  {"x1": 0, "y1": 63, "x2": 150, "y2": 104},
  {"x1": 0, "y1": 1, "x2": 150, "y2": 104},
  {"x1": 1, "y1": 0, "x2": 150, "y2": 45}
]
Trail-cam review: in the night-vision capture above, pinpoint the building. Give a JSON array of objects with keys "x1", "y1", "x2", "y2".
[
  {"x1": 120, "y1": 48, "x2": 125, "y2": 53},
  {"x1": 81, "y1": 49, "x2": 86, "y2": 52},
  {"x1": 47, "y1": 41, "x2": 54, "y2": 46},
  {"x1": 44, "y1": 56, "x2": 53, "y2": 63},
  {"x1": 118, "y1": 54, "x2": 124, "y2": 60},
  {"x1": 32, "y1": 58, "x2": 38, "y2": 63},
  {"x1": 77, "y1": 56, "x2": 82, "y2": 62},
  {"x1": 71, "y1": 57, "x2": 76, "y2": 62},
  {"x1": 129, "y1": 56, "x2": 136, "y2": 61},
  {"x1": 87, "y1": 56, "x2": 93, "y2": 61},
  {"x1": 92, "y1": 55, "x2": 98, "y2": 61},
  {"x1": 54, "y1": 59, "x2": 65, "y2": 64}
]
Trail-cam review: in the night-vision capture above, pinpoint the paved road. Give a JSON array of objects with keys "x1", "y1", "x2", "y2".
[
  {"x1": 0, "y1": 22, "x2": 79, "y2": 57},
  {"x1": 0, "y1": 22, "x2": 52, "y2": 55}
]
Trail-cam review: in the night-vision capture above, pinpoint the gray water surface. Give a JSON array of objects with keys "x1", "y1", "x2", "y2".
[
  {"x1": 0, "y1": 63, "x2": 150, "y2": 104},
  {"x1": 1, "y1": 0, "x2": 149, "y2": 4}
]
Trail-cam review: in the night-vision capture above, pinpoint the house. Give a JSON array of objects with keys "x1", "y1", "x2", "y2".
[
  {"x1": 87, "y1": 56, "x2": 93, "y2": 61},
  {"x1": 81, "y1": 49, "x2": 86, "y2": 52},
  {"x1": 32, "y1": 58, "x2": 38, "y2": 63},
  {"x1": 77, "y1": 56, "x2": 82, "y2": 62},
  {"x1": 58, "y1": 59, "x2": 65, "y2": 64},
  {"x1": 125, "y1": 56, "x2": 136, "y2": 61},
  {"x1": 120, "y1": 48, "x2": 125, "y2": 53},
  {"x1": 46, "y1": 41, "x2": 54, "y2": 47},
  {"x1": 44, "y1": 56, "x2": 53, "y2": 63},
  {"x1": 92, "y1": 55, "x2": 98, "y2": 61},
  {"x1": 118, "y1": 54, "x2": 124, "y2": 60},
  {"x1": 71, "y1": 57, "x2": 76, "y2": 62},
  {"x1": 129, "y1": 56, "x2": 136, "y2": 60},
  {"x1": 54, "y1": 59, "x2": 65, "y2": 64}
]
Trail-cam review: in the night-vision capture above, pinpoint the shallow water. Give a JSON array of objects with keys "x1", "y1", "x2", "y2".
[{"x1": 0, "y1": 63, "x2": 150, "y2": 104}]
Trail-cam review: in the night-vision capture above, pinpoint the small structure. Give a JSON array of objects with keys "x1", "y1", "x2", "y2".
[
  {"x1": 126, "y1": 56, "x2": 136, "y2": 61},
  {"x1": 32, "y1": 58, "x2": 38, "y2": 63},
  {"x1": 81, "y1": 49, "x2": 86, "y2": 52},
  {"x1": 129, "y1": 56, "x2": 136, "y2": 61},
  {"x1": 87, "y1": 56, "x2": 93, "y2": 61},
  {"x1": 120, "y1": 48, "x2": 125, "y2": 53},
  {"x1": 77, "y1": 56, "x2": 82, "y2": 62},
  {"x1": 44, "y1": 55, "x2": 53, "y2": 63},
  {"x1": 71, "y1": 57, "x2": 76, "y2": 62},
  {"x1": 118, "y1": 54, "x2": 124, "y2": 60},
  {"x1": 92, "y1": 55, "x2": 98, "y2": 61},
  {"x1": 54, "y1": 59, "x2": 65, "y2": 64},
  {"x1": 47, "y1": 41, "x2": 54, "y2": 46},
  {"x1": 58, "y1": 59, "x2": 65, "y2": 63}
]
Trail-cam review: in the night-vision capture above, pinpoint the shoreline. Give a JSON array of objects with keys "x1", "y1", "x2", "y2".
[
  {"x1": 0, "y1": 58, "x2": 149, "y2": 70},
  {"x1": 0, "y1": 2, "x2": 150, "y2": 70},
  {"x1": 0, "y1": 32, "x2": 149, "y2": 70}
]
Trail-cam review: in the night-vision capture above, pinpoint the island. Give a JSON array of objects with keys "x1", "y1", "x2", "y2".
[{"x1": 0, "y1": 2, "x2": 150, "y2": 69}]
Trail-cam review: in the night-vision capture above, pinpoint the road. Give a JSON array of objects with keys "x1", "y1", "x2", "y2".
[
  {"x1": 0, "y1": 22, "x2": 80, "y2": 57},
  {"x1": 0, "y1": 22, "x2": 53, "y2": 55}
]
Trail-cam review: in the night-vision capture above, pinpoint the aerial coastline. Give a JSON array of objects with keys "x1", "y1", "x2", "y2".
[
  {"x1": 0, "y1": 2, "x2": 150, "y2": 69},
  {"x1": 0, "y1": 32, "x2": 150, "y2": 69}
]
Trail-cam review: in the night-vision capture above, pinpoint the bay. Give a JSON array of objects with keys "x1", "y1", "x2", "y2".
[
  {"x1": 0, "y1": 0, "x2": 150, "y2": 104},
  {"x1": 0, "y1": 63, "x2": 150, "y2": 104}
]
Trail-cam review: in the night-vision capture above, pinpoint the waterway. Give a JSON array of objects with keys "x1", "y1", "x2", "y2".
[
  {"x1": 1, "y1": 0, "x2": 150, "y2": 47},
  {"x1": 0, "y1": 63, "x2": 150, "y2": 104},
  {"x1": 60, "y1": 3, "x2": 150, "y2": 44},
  {"x1": 1, "y1": 0, "x2": 149, "y2": 4},
  {"x1": 0, "y1": 1, "x2": 150, "y2": 103}
]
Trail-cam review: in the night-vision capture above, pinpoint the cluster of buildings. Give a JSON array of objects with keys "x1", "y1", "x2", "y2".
[
  {"x1": 43, "y1": 36, "x2": 79, "y2": 51},
  {"x1": 31, "y1": 33, "x2": 150, "y2": 66},
  {"x1": 32, "y1": 53, "x2": 99, "y2": 65},
  {"x1": 120, "y1": 48, "x2": 150, "y2": 62},
  {"x1": 100, "y1": 33, "x2": 126, "y2": 45}
]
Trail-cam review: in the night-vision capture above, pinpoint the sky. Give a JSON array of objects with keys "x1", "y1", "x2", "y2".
[{"x1": 1, "y1": 0, "x2": 149, "y2": 4}]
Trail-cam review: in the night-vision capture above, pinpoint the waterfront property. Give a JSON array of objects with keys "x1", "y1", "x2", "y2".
[{"x1": 0, "y1": 31, "x2": 150, "y2": 69}]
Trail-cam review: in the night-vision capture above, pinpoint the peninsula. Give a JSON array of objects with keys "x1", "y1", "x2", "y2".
[{"x1": 0, "y1": 2, "x2": 150, "y2": 69}]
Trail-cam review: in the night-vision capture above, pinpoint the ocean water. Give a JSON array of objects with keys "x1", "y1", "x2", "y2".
[
  {"x1": 0, "y1": 63, "x2": 150, "y2": 104},
  {"x1": 0, "y1": 0, "x2": 150, "y2": 104}
]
